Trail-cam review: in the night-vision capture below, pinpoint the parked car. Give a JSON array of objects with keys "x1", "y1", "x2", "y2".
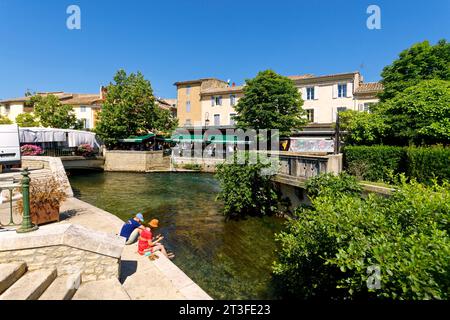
[{"x1": 0, "y1": 124, "x2": 21, "y2": 169}]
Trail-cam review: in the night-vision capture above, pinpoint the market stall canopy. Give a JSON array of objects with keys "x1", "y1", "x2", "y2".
[
  {"x1": 118, "y1": 133, "x2": 155, "y2": 143},
  {"x1": 19, "y1": 127, "x2": 99, "y2": 148}
]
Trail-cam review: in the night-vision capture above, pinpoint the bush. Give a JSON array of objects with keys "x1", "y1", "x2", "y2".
[
  {"x1": 215, "y1": 162, "x2": 280, "y2": 219},
  {"x1": 305, "y1": 172, "x2": 362, "y2": 198},
  {"x1": 273, "y1": 175, "x2": 450, "y2": 300},
  {"x1": 406, "y1": 146, "x2": 450, "y2": 184},
  {"x1": 344, "y1": 145, "x2": 450, "y2": 184},
  {"x1": 21, "y1": 144, "x2": 44, "y2": 156},
  {"x1": 344, "y1": 145, "x2": 406, "y2": 182}
]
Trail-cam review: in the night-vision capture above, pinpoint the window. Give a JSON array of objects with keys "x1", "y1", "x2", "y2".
[
  {"x1": 80, "y1": 106, "x2": 86, "y2": 112},
  {"x1": 306, "y1": 109, "x2": 314, "y2": 123},
  {"x1": 338, "y1": 84, "x2": 347, "y2": 98},
  {"x1": 337, "y1": 107, "x2": 347, "y2": 113},
  {"x1": 215, "y1": 96, "x2": 222, "y2": 106},
  {"x1": 364, "y1": 103, "x2": 374, "y2": 112},
  {"x1": 230, "y1": 113, "x2": 237, "y2": 125},
  {"x1": 211, "y1": 96, "x2": 215, "y2": 106},
  {"x1": 214, "y1": 114, "x2": 220, "y2": 126},
  {"x1": 186, "y1": 101, "x2": 191, "y2": 113},
  {"x1": 306, "y1": 87, "x2": 315, "y2": 100},
  {"x1": 81, "y1": 118, "x2": 90, "y2": 129},
  {"x1": 186, "y1": 85, "x2": 191, "y2": 95},
  {"x1": 230, "y1": 95, "x2": 236, "y2": 106}
]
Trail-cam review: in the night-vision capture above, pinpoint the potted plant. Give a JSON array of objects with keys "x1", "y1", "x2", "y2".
[{"x1": 16, "y1": 176, "x2": 67, "y2": 225}]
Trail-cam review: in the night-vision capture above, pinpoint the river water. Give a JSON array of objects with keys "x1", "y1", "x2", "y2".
[{"x1": 68, "y1": 171, "x2": 285, "y2": 300}]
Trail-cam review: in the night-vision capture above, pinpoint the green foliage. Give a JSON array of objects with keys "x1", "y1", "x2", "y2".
[
  {"x1": 0, "y1": 115, "x2": 13, "y2": 124},
  {"x1": 378, "y1": 79, "x2": 450, "y2": 145},
  {"x1": 406, "y1": 146, "x2": 450, "y2": 184},
  {"x1": 344, "y1": 145, "x2": 450, "y2": 184},
  {"x1": 305, "y1": 172, "x2": 362, "y2": 198},
  {"x1": 28, "y1": 95, "x2": 81, "y2": 129},
  {"x1": 15, "y1": 113, "x2": 40, "y2": 127},
  {"x1": 380, "y1": 39, "x2": 450, "y2": 101},
  {"x1": 95, "y1": 70, "x2": 177, "y2": 148},
  {"x1": 344, "y1": 145, "x2": 406, "y2": 182},
  {"x1": 274, "y1": 175, "x2": 450, "y2": 300},
  {"x1": 215, "y1": 162, "x2": 280, "y2": 219},
  {"x1": 233, "y1": 70, "x2": 307, "y2": 136},
  {"x1": 339, "y1": 109, "x2": 387, "y2": 145}
]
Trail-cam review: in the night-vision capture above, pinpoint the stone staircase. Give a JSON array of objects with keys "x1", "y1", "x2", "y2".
[{"x1": 0, "y1": 262, "x2": 129, "y2": 300}]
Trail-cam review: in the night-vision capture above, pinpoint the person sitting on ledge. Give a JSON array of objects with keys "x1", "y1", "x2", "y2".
[
  {"x1": 120, "y1": 213, "x2": 145, "y2": 245},
  {"x1": 137, "y1": 219, "x2": 175, "y2": 260}
]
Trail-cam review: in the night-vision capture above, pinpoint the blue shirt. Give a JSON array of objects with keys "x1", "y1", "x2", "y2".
[{"x1": 120, "y1": 219, "x2": 141, "y2": 240}]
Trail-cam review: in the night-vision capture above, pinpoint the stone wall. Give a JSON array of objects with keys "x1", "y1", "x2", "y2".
[
  {"x1": 172, "y1": 156, "x2": 225, "y2": 173},
  {"x1": 0, "y1": 224, "x2": 125, "y2": 283},
  {"x1": 0, "y1": 245, "x2": 119, "y2": 282},
  {"x1": 104, "y1": 150, "x2": 169, "y2": 172},
  {"x1": 21, "y1": 156, "x2": 73, "y2": 197}
]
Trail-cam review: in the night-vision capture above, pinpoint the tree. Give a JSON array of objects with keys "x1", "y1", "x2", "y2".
[
  {"x1": 28, "y1": 95, "x2": 81, "y2": 129},
  {"x1": 0, "y1": 115, "x2": 13, "y2": 124},
  {"x1": 15, "y1": 113, "x2": 40, "y2": 127},
  {"x1": 95, "y1": 70, "x2": 177, "y2": 147},
  {"x1": 233, "y1": 70, "x2": 307, "y2": 136},
  {"x1": 215, "y1": 161, "x2": 281, "y2": 219},
  {"x1": 380, "y1": 39, "x2": 450, "y2": 101},
  {"x1": 379, "y1": 79, "x2": 450, "y2": 145},
  {"x1": 339, "y1": 109, "x2": 388, "y2": 145}
]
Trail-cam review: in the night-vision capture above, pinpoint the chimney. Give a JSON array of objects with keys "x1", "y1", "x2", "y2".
[{"x1": 100, "y1": 86, "x2": 107, "y2": 100}]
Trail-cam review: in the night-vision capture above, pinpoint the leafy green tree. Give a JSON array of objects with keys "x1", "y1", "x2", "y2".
[
  {"x1": 379, "y1": 79, "x2": 450, "y2": 145},
  {"x1": 380, "y1": 39, "x2": 450, "y2": 101},
  {"x1": 95, "y1": 70, "x2": 177, "y2": 147},
  {"x1": 339, "y1": 109, "x2": 387, "y2": 145},
  {"x1": 0, "y1": 115, "x2": 13, "y2": 124},
  {"x1": 233, "y1": 70, "x2": 307, "y2": 136},
  {"x1": 28, "y1": 95, "x2": 80, "y2": 129},
  {"x1": 15, "y1": 113, "x2": 40, "y2": 127},
  {"x1": 215, "y1": 161, "x2": 280, "y2": 219}
]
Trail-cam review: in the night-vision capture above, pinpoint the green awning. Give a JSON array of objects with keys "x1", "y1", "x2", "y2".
[
  {"x1": 172, "y1": 134, "x2": 205, "y2": 143},
  {"x1": 156, "y1": 136, "x2": 174, "y2": 143},
  {"x1": 119, "y1": 133, "x2": 155, "y2": 143}
]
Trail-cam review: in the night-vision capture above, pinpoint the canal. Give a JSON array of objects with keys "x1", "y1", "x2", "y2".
[{"x1": 68, "y1": 171, "x2": 285, "y2": 300}]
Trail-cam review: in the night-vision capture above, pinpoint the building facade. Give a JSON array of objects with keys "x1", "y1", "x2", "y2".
[{"x1": 174, "y1": 71, "x2": 383, "y2": 129}]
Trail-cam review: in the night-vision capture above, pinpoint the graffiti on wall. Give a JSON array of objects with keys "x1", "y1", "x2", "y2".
[{"x1": 289, "y1": 138, "x2": 334, "y2": 153}]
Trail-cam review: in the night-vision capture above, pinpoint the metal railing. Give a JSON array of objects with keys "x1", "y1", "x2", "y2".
[
  {"x1": 21, "y1": 142, "x2": 100, "y2": 158},
  {"x1": 0, "y1": 168, "x2": 38, "y2": 232}
]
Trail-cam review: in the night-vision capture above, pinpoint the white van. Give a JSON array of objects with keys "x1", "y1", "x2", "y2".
[{"x1": 0, "y1": 124, "x2": 21, "y2": 166}]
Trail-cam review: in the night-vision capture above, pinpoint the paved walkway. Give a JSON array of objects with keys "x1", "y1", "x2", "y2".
[{"x1": 59, "y1": 197, "x2": 211, "y2": 300}]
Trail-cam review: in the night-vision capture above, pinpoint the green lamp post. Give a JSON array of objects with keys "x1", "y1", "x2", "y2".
[{"x1": 16, "y1": 168, "x2": 38, "y2": 233}]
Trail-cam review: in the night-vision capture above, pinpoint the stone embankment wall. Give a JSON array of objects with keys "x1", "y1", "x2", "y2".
[
  {"x1": 21, "y1": 156, "x2": 73, "y2": 197},
  {"x1": 0, "y1": 224, "x2": 124, "y2": 282},
  {"x1": 104, "y1": 150, "x2": 169, "y2": 172}
]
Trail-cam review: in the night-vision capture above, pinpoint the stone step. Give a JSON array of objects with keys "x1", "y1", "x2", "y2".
[
  {"x1": 39, "y1": 273, "x2": 81, "y2": 300},
  {"x1": 0, "y1": 263, "x2": 27, "y2": 295},
  {"x1": 0, "y1": 268, "x2": 57, "y2": 300},
  {"x1": 72, "y1": 279, "x2": 130, "y2": 300}
]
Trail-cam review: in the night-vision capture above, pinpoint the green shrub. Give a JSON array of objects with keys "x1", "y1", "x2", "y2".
[
  {"x1": 182, "y1": 163, "x2": 202, "y2": 171},
  {"x1": 406, "y1": 146, "x2": 450, "y2": 184},
  {"x1": 215, "y1": 162, "x2": 280, "y2": 219},
  {"x1": 344, "y1": 145, "x2": 406, "y2": 182},
  {"x1": 273, "y1": 175, "x2": 450, "y2": 300},
  {"x1": 305, "y1": 172, "x2": 362, "y2": 198}
]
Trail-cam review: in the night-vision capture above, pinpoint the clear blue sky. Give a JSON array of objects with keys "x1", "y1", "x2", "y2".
[{"x1": 0, "y1": 0, "x2": 449, "y2": 99}]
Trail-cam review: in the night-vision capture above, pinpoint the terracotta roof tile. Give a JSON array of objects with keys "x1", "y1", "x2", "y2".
[{"x1": 355, "y1": 82, "x2": 383, "y2": 94}]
